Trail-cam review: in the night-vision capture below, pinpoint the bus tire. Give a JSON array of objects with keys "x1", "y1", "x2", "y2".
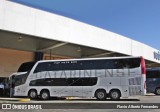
[
  {"x1": 109, "y1": 89, "x2": 121, "y2": 100},
  {"x1": 95, "y1": 89, "x2": 107, "y2": 100},
  {"x1": 40, "y1": 90, "x2": 50, "y2": 100},
  {"x1": 28, "y1": 89, "x2": 37, "y2": 99},
  {"x1": 155, "y1": 88, "x2": 160, "y2": 95}
]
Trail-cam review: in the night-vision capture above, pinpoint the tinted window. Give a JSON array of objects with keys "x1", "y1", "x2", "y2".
[
  {"x1": 34, "y1": 62, "x2": 52, "y2": 73},
  {"x1": 66, "y1": 77, "x2": 98, "y2": 86},
  {"x1": 51, "y1": 78, "x2": 68, "y2": 86},
  {"x1": 18, "y1": 62, "x2": 36, "y2": 72},
  {"x1": 34, "y1": 58, "x2": 140, "y2": 73},
  {"x1": 112, "y1": 58, "x2": 140, "y2": 69},
  {"x1": 82, "y1": 77, "x2": 97, "y2": 86},
  {"x1": 29, "y1": 78, "x2": 68, "y2": 86},
  {"x1": 68, "y1": 78, "x2": 83, "y2": 86},
  {"x1": 14, "y1": 72, "x2": 29, "y2": 86},
  {"x1": 29, "y1": 77, "x2": 97, "y2": 86},
  {"x1": 147, "y1": 70, "x2": 160, "y2": 78}
]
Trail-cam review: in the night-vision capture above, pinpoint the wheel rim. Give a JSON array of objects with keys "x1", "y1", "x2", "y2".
[
  {"x1": 156, "y1": 89, "x2": 160, "y2": 95},
  {"x1": 42, "y1": 92, "x2": 48, "y2": 99},
  {"x1": 97, "y1": 92, "x2": 105, "y2": 99},
  {"x1": 30, "y1": 91, "x2": 36, "y2": 98},
  {"x1": 111, "y1": 92, "x2": 118, "y2": 99}
]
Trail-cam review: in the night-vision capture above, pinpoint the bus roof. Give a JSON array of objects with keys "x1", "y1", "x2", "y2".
[{"x1": 37, "y1": 56, "x2": 142, "y2": 63}]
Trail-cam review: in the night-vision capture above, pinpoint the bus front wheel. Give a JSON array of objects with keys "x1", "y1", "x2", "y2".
[
  {"x1": 28, "y1": 90, "x2": 37, "y2": 99},
  {"x1": 155, "y1": 88, "x2": 160, "y2": 95}
]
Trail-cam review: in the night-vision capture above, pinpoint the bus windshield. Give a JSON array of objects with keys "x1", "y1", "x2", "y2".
[
  {"x1": 13, "y1": 73, "x2": 29, "y2": 86},
  {"x1": 17, "y1": 62, "x2": 36, "y2": 72}
]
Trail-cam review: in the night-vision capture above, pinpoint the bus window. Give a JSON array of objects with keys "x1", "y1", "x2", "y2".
[{"x1": 18, "y1": 62, "x2": 36, "y2": 72}]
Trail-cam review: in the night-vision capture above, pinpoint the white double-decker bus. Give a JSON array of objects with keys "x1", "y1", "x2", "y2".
[{"x1": 10, "y1": 56, "x2": 146, "y2": 100}]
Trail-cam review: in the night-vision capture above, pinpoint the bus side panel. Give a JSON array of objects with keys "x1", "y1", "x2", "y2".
[
  {"x1": 141, "y1": 74, "x2": 146, "y2": 95},
  {"x1": 14, "y1": 86, "x2": 30, "y2": 97},
  {"x1": 120, "y1": 77, "x2": 129, "y2": 97},
  {"x1": 121, "y1": 86, "x2": 129, "y2": 97}
]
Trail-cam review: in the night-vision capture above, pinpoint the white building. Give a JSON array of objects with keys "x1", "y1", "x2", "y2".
[{"x1": 0, "y1": 0, "x2": 160, "y2": 77}]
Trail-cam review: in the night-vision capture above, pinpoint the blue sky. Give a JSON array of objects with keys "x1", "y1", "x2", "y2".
[{"x1": 12, "y1": 0, "x2": 160, "y2": 50}]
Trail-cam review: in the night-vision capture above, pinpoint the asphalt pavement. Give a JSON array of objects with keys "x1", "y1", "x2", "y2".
[{"x1": 0, "y1": 93, "x2": 160, "y2": 112}]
